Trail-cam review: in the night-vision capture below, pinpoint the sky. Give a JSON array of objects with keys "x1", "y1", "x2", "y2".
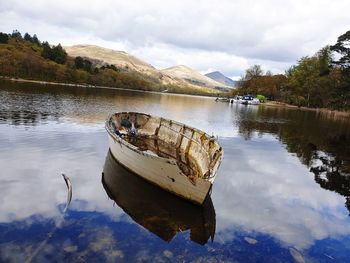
[{"x1": 0, "y1": 0, "x2": 349, "y2": 79}]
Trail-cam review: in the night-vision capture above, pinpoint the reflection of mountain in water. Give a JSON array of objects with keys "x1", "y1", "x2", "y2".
[
  {"x1": 237, "y1": 106, "x2": 350, "y2": 213},
  {"x1": 102, "y1": 150, "x2": 216, "y2": 245}
]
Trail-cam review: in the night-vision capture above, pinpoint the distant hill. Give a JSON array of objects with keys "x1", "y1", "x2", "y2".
[
  {"x1": 0, "y1": 32, "x2": 223, "y2": 96},
  {"x1": 65, "y1": 46, "x2": 229, "y2": 92},
  {"x1": 205, "y1": 71, "x2": 236, "y2": 87},
  {"x1": 161, "y1": 65, "x2": 230, "y2": 91},
  {"x1": 0, "y1": 37, "x2": 169, "y2": 92},
  {"x1": 65, "y1": 45, "x2": 159, "y2": 74}
]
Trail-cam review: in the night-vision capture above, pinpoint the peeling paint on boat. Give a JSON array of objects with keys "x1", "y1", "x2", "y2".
[{"x1": 105, "y1": 112, "x2": 223, "y2": 204}]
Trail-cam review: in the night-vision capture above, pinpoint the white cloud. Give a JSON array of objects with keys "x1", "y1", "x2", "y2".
[{"x1": 0, "y1": 0, "x2": 349, "y2": 78}]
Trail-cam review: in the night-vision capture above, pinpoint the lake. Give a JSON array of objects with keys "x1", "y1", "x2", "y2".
[{"x1": 1, "y1": 80, "x2": 350, "y2": 262}]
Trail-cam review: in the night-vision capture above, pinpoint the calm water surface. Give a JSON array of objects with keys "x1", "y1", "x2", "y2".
[{"x1": 1, "y1": 81, "x2": 350, "y2": 262}]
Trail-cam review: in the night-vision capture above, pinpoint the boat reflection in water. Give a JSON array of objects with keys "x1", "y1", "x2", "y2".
[{"x1": 102, "y1": 150, "x2": 216, "y2": 245}]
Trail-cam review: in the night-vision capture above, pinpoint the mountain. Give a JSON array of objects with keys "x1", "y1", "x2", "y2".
[
  {"x1": 161, "y1": 65, "x2": 230, "y2": 91},
  {"x1": 64, "y1": 45, "x2": 158, "y2": 75},
  {"x1": 0, "y1": 32, "x2": 228, "y2": 96},
  {"x1": 205, "y1": 71, "x2": 236, "y2": 87},
  {"x1": 65, "y1": 45, "x2": 222, "y2": 93},
  {"x1": 65, "y1": 45, "x2": 229, "y2": 91}
]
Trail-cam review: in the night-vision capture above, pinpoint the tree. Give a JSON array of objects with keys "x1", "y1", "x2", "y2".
[
  {"x1": 41, "y1": 41, "x2": 52, "y2": 59},
  {"x1": 287, "y1": 56, "x2": 321, "y2": 107},
  {"x1": 74, "y1": 56, "x2": 93, "y2": 72},
  {"x1": 82, "y1": 59, "x2": 92, "y2": 72},
  {"x1": 11, "y1": 30, "x2": 22, "y2": 39},
  {"x1": 0, "y1": 32, "x2": 9, "y2": 43},
  {"x1": 74, "y1": 56, "x2": 85, "y2": 69},
  {"x1": 317, "y1": 46, "x2": 332, "y2": 76},
  {"x1": 329, "y1": 30, "x2": 350, "y2": 110},
  {"x1": 285, "y1": 47, "x2": 338, "y2": 108},
  {"x1": 245, "y1": 64, "x2": 263, "y2": 80},
  {"x1": 237, "y1": 65, "x2": 264, "y2": 95},
  {"x1": 32, "y1": 34, "x2": 41, "y2": 46},
  {"x1": 51, "y1": 44, "x2": 67, "y2": 64},
  {"x1": 330, "y1": 30, "x2": 350, "y2": 70},
  {"x1": 24, "y1": 32, "x2": 32, "y2": 42},
  {"x1": 41, "y1": 42, "x2": 67, "y2": 64}
]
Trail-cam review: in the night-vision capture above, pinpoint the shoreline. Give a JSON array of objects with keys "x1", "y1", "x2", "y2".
[
  {"x1": 0, "y1": 76, "x2": 215, "y2": 100},
  {"x1": 262, "y1": 101, "x2": 350, "y2": 118},
  {"x1": 1, "y1": 76, "x2": 349, "y2": 117}
]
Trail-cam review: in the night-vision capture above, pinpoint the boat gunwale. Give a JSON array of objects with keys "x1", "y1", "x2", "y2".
[
  {"x1": 105, "y1": 115, "x2": 178, "y2": 165},
  {"x1": 105, "y1": 112, "x2": 223, "y2": 180}
]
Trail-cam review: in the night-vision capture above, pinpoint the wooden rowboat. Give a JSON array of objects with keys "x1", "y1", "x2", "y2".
[{"x1": 105, "y1": 112, "x2": 223, "y2": 205}]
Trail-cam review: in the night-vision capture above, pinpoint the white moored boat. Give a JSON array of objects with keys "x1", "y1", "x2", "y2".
[{"x1": 105, "y1": 112, "x2": 223, "y2": 205}]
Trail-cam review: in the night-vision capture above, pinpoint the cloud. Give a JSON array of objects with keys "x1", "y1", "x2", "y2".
[{"x1": 1, "y1": 0, "x2": 349, "y2": 77}]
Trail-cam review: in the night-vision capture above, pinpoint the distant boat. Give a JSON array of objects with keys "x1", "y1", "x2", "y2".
[
  {"x1": 241, "y1": 95, "x2": 260, "y2": 105},
  {"x1": 231, "y1": 95, "x2": 260, "y2": 105},
  {"x1": 105, "y1": 112, "x2": 223, "y2": 205},
  {"x1": 215, "y1": 97, "x2": 230, "y2": 102},
  {"x1": 230, "y1": 95, "x2": 243, "y2": 103},
  {"x1": 102, "y1": 150, "x2": 216, "y2": 245}
]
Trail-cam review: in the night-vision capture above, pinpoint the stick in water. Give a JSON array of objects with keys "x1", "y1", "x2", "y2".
[{"x1": 62, "y1": 173, "x2": 72, "y2": 213}]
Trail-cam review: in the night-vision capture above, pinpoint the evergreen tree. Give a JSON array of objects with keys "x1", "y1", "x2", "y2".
[
  {"x1": 74, "y1": 56, "x2": 85, "y2": 69},
  {"x1": 32, "y1": 34, "x2": 41, "y2": 46},
  {"x1": 0, "y1": 32, "x2": 9, "y2": 43},
  {"x1": 24, "y1": 32, "x2": 32, "y2": 42},
  {"x1": 82, "y1": 59, "x2": 92, "y2": 72},
  {"x1": 41, "y1": 41, "x2": 52, "y2": 59},
  {"x1": 330, "y1": 30, "x2": 350, "y2": 70},
  {"x1": 75, "y1": 56, "x2": 93, "y2": 72},
  {"x1": 51, "y1": 44, "x2": 67, "y2": 64},
  {"x1": 11, "y1": 30, "x2": 22, "y2": 39},
  {"x1": 330, "y1": 30, "x2": 350, "y2": 110},
  {"x1": 41, "y1": 42, "x2": 67, "y2": 64}
]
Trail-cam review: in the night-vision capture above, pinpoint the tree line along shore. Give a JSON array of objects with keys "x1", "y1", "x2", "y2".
[
  {"x1": 0, "y1": 30, "x2": 214, "y2": 96},
  {"x1": 0, "y1": 30, "x2": 349, "y2": 111},
  {"x1": 229, "y1": 30, "x2": 350, "y2": 111}
]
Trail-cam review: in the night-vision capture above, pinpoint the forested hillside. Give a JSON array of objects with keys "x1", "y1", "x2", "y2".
[
  {"x1": 234, "y1": 30, "x2": 350, "y2": 111},
  {"x1": 0, "y1": 30, "x2": 215, "y2": 96}
]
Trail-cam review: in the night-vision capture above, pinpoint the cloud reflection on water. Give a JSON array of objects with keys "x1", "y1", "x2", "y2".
[
  {"x1": 213, "y1": 136, "x2": 350, "y2": 250},
  {"x1": 1, "y1": 121, "x2": 350, "y2": 251},
  {"x1": 1, "y1": 83, "x2": 350, "y2": 259},
  {"x1": 0, "y1": 123, "x2": 124, "y2": 224}
]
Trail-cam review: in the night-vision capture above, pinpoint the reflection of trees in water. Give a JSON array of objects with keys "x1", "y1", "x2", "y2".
[
  {"x1": 0, "y1": 108, "x2": 61, "y2": 126},
  {"x1": 310, "y1": 153, "x2": 350, "y2": 213},
  {"x1": 0, "y1": 84, "x2": 63, "y2": 126},
  {"x1": 0, "y1": 80, "x2": 158, "y2": 126},
  {"x1": 237, "y1": 106, "x2": 350, "y2": 213}
]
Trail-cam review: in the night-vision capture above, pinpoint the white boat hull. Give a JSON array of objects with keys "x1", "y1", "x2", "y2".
[
  {"x1": 107, "y1": 132, "x2": 212, "y2": 205},
  {"x1": 105, "y1": 112, "x2": 223, "y2": 205},
  {"x1": 248, "y1": 99, "x2": 260, "y2": 105}
]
